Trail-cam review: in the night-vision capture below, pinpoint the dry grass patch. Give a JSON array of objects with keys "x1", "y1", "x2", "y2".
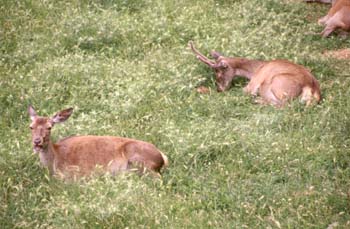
[{"x1": 323, "y1": 48, "x2": 350, "y2": 60}]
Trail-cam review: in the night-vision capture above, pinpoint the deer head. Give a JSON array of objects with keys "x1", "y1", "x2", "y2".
[
  {"x1": 189, "y1": 41, "x2": 238, "y2": 92},
  {"x1": 28, "y1": 106, "x2": 73, "y2": 153}
]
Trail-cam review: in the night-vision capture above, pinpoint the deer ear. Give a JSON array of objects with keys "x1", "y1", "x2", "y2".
[
  {"x1": 210, "y1": 51, "x2": 222, "y2": 60},
  {"x1": 220, "y1": 62, "x2": 228, "y2": 69},
  {"x1": 51, "y1": 108, "x2": 73, "y2": 124},
  {"x1": 28, "y1": 105, "x2": 37, "y2": 121}
]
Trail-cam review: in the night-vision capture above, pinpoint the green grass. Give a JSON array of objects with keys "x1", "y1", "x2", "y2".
[{"x1": 1, "y1": 0, "x2": 350, "y2": 228}]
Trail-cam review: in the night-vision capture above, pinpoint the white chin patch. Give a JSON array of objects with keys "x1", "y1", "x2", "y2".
[{"x1": 33, "y1": 146, "x2": 43, "y2": 153}]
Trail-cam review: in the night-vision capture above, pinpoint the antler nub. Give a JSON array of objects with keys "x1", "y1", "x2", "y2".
[
  {"x1": 210, "y1": 51, "x2": 222, "y2": 60},
  {"x1": 189, "y1": 41, "x2": 217, "y2": 68}
]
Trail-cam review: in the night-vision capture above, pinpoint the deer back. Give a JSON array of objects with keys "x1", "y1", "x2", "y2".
[
  {"x1": 327, "y1": 0, "x2": 350, "y2": 32},
  {"x1": 252, "y1": 60, "x2": 316, "y2": 86},
  {"x1": 328, "y1": 0, "x2": 350, "y2": 16},
  {"x1": 52, "y1": 135, "x2": 167, "y2": 177},
  {"x1": 247, "y1": 60, "x2": 321, "y2": 106}
]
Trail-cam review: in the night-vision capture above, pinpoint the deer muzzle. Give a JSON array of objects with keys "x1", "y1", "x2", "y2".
[{"x1": 33, "y1": 138, "x2": 44, "y2": 152}]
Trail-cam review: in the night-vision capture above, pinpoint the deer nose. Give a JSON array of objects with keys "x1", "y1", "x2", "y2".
[{"x1": 34, "y1": 139, "x2": 42, "y2": 145}]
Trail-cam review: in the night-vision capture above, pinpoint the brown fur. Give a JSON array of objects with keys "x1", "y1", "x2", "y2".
[
  {"x1": 304, "y1": 0, "x2": 334, "y2": 4},
  {"x1": 28, "y1": 106, "x2": 168, "y2": 179},
  {"x1": 310, "y1": 0, "x2": 350, "y2": 37},
  {"x1": 189, "y1": 42, "x2": 321, "y2": 107}
]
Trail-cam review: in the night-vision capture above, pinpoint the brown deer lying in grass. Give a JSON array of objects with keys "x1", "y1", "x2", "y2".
[
  {"x1": 189, "y1": 42, "x2": 321, "y2": 107},
  {"x1": 305, "y1": 0, "x2": 334, "y2": 4},
  {"x1": 305, "y1": 0, "x2": 350, "y2": 37},
  {"x1": 28, "y1": 106, "x2": 168, "y2": 179}
]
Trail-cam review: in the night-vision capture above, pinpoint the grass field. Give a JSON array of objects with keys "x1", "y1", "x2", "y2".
[{"x1": 1, "y1": 0, "x2": 350, "y2": 228}]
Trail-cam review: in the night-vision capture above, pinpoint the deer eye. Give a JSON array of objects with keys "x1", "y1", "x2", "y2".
[
  {"x1": 29, "y1": 126, "x2": 33, "y2": 130},
  {"x1": 47, "y1": 127, "x2": 52, "y2": 130},
  {"x1": 219, "y1": 62, "x2": 228, "y2": 69}
]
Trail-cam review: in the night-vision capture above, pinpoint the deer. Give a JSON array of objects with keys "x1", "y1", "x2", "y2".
[
  {"x1": 189, "y1": 41, "x2": 321, "y2": 107},
  {"x1": 305, "y1": 0, "x2": 350, "y2": 37},
  {"x1": 28, "y1": 106, "x2": 168, "y2": 179},
  {"x1": 304, "y1": 0, "x2": 334, "y2": 4}
]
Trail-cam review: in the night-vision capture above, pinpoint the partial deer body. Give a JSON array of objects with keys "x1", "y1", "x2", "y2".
[
  {"x1": 304, "y1": 0, "x2": 335, "y2": 4},
  {"x1": 189, "y1": 42, "x2": 321, "y2": 107},
  {"x1": 306, "y1": 0, "x2": 350, "y2": 37},
  {"x1": 28, "y1": 106, "x2": 168, "y2": 179}
]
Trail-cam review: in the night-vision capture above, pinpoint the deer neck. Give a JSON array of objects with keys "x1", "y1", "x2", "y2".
[
  {"x1": 231, "y1": 58, "x2": 265, "y2": 80},
  {"x1": 38, "y1": 141, "x2": 56, "y2": 174}
]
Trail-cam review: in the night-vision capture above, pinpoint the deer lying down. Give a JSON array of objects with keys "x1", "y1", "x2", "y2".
[
  {"x1": 304, "y1": 0, "x2": 334, "y2": 4},
  {"x1": 305, "y1": 0, "x2": 350, "y2": 37},
  {"x1": 189, "y1": 42, "x2": 321, "y2": 107},
  {"x1": 28, "y1": 106, "x2": 168, "y2": 179}
]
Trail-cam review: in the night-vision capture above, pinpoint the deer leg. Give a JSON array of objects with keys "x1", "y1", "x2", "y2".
[
  {"x1": 264, "y1": 88, "x2": 284, "y2": 107},
  {"x1": 109, "y1": 158, "x2": 129, "y2": 175},
  {"x1": 124, "y1": 142, "x2": 164, "y2": 174},
  {"x1": 321, "y1": 12, "x2": 347, "y2": 37},
  {"x1": 263, "y1": 75, "x2": 304, "y2": 107},
  {"x1": 300, "y1": 87, "x2": 315, "y2": 106},
  {"x1": 243, "y1": 83, "x2": 260, "y2": 96},
  {"x1": 257, "y1": 82, "x2": 282, "y2": 107},
  {"x1": 318, "y1": 15, "x2": 330, "y2": 25},
  {"x1": 321, "y1": 25, "x2": 336, "y2": 37}
]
